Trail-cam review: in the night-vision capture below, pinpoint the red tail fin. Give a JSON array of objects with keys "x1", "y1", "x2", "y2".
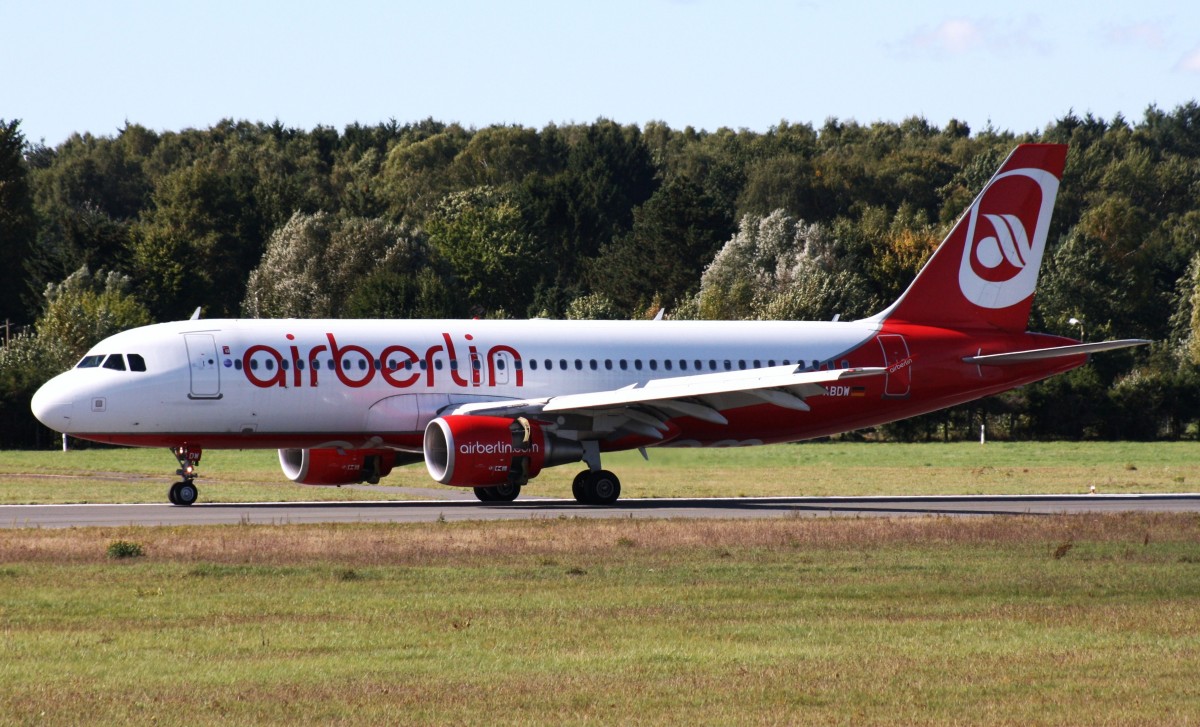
[{"x1": 872, "y1": 144, "x2": 1068, "y2": 332}]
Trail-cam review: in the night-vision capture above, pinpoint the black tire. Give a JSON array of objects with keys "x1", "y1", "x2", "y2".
[
  {"x1": 572, "y1": 471, "x2": 591, "y2": 503},
  {"x1": 589, "y1": 470, "x2": 621, "y2": 506},
  {"x1": 167, "y1": 484, "x2": 180, "y2": 506},
  {"x1": 473, "y1": 486, "x2": 497, "y2": 502},
  {"x1": 171, "y1": 481, "x2": 198, "y2": 507},
  {"x1": 491, "y1": 482, "x2": 521, "y2": 502}
]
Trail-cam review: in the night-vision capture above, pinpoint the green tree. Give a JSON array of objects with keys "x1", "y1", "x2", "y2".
[
  {"x1": 0, "y1": 266, "x2": 152, "y2": 446},
  {"x1": 0, "y1": 119, "x2": 36, "y2": 321},
  {"x1": 129, "y1": 159, "x2": 261, "y2": 319},
  {"x1": 243, "y1": 211, "x2": 427, "y2": 318},
  {"x1": 591, "y1": 178, "x2": 734, "y2": 315},
  {"x1": 425, "y1": 186, "x2": 542, "y2": 315}
]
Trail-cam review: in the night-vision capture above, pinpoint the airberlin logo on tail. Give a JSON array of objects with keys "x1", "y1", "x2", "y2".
[{"x1": 958, "y1": 168, "x2": 1059, "y2": 310}]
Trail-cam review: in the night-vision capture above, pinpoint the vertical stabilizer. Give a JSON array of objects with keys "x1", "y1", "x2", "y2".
[{"x1": 870, "y1": 144, "x2": 1068, "y2": 332}]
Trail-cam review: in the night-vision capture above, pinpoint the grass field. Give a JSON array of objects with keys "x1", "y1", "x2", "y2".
[
  {"x1": 1, "y1": 515, "x2": 1198, "y2": 725},
  {"x1": 1, "y1": 440, "x2": 1199, "y2": 504}
]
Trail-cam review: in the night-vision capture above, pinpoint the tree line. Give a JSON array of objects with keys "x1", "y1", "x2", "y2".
[{"x1": 1, "y1": 105, "x2": 1199, "y2": 447}]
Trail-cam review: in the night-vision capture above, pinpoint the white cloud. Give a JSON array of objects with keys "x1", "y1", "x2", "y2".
[
  {"x1": 1178, "y1": 47, "x2": 1200, "y2": 73},
  {"x1": 897, "y1": 16, "x2": 1048, "y2": 57},
  {"x1": 1105, "y1": 22, "x2": 1167, "y2": 49},
  {"x1": 909, "y1": 18, "x2": 985, "y2": 54}
]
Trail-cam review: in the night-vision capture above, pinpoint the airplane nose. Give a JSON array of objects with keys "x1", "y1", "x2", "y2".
[{"x1": 31, "y1": 378, "x2": 76, "y2": 432}]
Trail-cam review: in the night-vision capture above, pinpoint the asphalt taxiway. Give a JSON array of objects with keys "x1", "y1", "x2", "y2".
[{"x1": 2, "y1": 493, "x2": 1199, "y2": 528}]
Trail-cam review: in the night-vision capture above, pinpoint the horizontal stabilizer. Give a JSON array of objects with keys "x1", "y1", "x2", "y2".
[{"x1": 962, "y1": 339, "x2": 1151, "y2": 366}]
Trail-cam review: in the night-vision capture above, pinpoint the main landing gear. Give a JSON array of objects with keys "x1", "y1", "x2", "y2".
[
  {"x1": 572, "y1": 469, "x2": 621, "y2": 506},
  {"x1": 570, "y1": 441, "x2": 621, "y2": 505},
  {"x1": 168, "y1": 445, "x2": 202, "y2": 506},
  {"x1": 473, "y1": 481, "x2": 521, "y2": 502}
]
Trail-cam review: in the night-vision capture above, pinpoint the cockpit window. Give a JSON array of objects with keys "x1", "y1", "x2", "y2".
[
  {"x1": 76, "y1": 355, "x2": 104, "y2": 369},
  {"x1": 128, "y1": 354, "x2": 147, "y2": 372},
  {"x1": 102, "y1": 354, "x2": 127, "y2": 371}
]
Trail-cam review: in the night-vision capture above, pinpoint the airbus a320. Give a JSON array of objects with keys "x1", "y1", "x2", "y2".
[{"x1": 31, "y1": 144, "x2": 1147, "y2": 506}]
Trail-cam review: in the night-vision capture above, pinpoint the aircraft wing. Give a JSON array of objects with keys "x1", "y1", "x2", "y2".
[{"x1": 443, "y1": 365, "x2": 886, "y2": 441}]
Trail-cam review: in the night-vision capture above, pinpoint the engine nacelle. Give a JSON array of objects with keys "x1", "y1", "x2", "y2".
[
  {"x1": 278, "y1": 447, "x2": 397, "y2": 485},
  {"x1": 424, "y1": 415, "x2": 582, "y2": 487}
]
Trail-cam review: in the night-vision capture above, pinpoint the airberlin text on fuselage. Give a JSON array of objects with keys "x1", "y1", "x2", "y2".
[{"x1": 241, "y1": 332, "x2": 523, "y2": 390}]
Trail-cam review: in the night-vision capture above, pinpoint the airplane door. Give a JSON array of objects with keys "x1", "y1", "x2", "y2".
[
  {"x1": 876, "y1": 334, "x2": 911, "y2": 399},
  {"x1": 490, "y1": 351, "x2": 513, "y2": 386},
  {"x1": 185, "y1": 333, "x2": 222, "y2": 399}
]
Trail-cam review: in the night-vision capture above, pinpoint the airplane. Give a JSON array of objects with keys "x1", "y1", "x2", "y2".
[{"x1": 31, "y1": 143, "x2": 1148, "y2": 506}]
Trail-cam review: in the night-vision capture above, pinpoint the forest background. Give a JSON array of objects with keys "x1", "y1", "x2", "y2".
[{"x1": 1, "y1": 105, "x2": 1199, "y2": 448}]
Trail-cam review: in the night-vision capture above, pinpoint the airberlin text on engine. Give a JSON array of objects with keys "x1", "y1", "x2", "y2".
[{"x1": 239, "y1": 332, "x2": 524, "y2": 390}]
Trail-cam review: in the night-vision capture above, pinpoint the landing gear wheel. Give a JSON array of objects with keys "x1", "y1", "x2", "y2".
[
  {"x1": 492, "y1": 482, "x2": 521, "y2": 502},
  {"x1": 572, "y1": 470, "x2": 621, "y2": 506},
  {"x1": 589, "y1": 470, "x2": 621, "y2": 505},
  {"x1": 169, "y1": 480, "x2": 198, "y2": 507},
  {"x1": 168, "y1": 445, "x2": 202, "y2": 506},
  {"x1": 572, "y1": 471, "x2": 589, "y2": 502},
  {"x1": 474, "y1": 483, "x2": 522, "y2": 503}
]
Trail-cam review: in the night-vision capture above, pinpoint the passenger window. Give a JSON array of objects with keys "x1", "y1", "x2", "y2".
[
  {"x1": 76, "y1": 355, "x2": 105, "y2": 368},
  {"x1": 604, "y1": 359, "x2": 613, "y2": 370},
  {"x1": 723, "y1": 360, "x2": 732, "y2": 371},
  {"x1": 265, "y1": 359, "x2": 275, "y2": 371},
  {"x1": 296, "y1": 359, "x2": 305, "y2": 371},
  {"x1": 709, "y1": 360, "x2": 717, "y2": 370},
  {"x1": 250, "y1": 359, "x2": 259, "y2": 371},
  {"x1": 281, "y1": 360, "x2": 289, "y2": 371},
  {"x1": 127, "y1": 354, "x2": 147, "y2": 372},
  {"x1": 544, "y1": 359, "x2": 552, "y2": 371},
  {"x1": 634, "y1": 359, "x2": 643, "y2": 371},
  {"x1": 529, "y1": 359, "x2": 538, "y2": 371},
  {"x1": 619, "y1": 360, "x2": 628, "y2": 371},
  {"x1": 574, "y1": 359, "x2": 582, "y2": 371},
  {"x1": 102, "y1": 354, "x2": 126, "y2": 371},
  {"x1": 649, "y1": 360, "x2": 658, "y2": 371},
  {"x1": 589, "y1": 360, "x2": 597, "y2": 371},
  {"x1": 664, "y1": 360, "x2": 672, "y2": 371},
  {"x1": 559, "y1": 359, "x2": 567, "y2": 370},
  {"x1": 738, "y1": 360, "x2": 747, "y2": 370},
  {"x1": 234, "y1": 359, "x2": 243, "y2": 371},
  {"x1": 434, "y1": 359, "x2": 442, "y2": 370}
]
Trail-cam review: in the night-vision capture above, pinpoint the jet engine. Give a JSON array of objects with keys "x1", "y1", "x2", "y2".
[
  {"x1": 423, "y1": 415, "x2": 582, "y2": 487},
  {"x1": 278, "y1": 447, "x2": 398, "y2": 485}
]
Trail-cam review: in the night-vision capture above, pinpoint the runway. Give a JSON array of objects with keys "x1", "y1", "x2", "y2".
[{"x1": 3, "y1": 493, "x2": 1199, "y2": 528}]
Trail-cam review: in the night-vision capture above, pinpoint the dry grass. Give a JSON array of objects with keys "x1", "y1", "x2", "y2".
[
  {"x1": 2, "y1": 515, "x2": 1199, "y2": 725},
  {"x1": 1, "y1": 512, "x2": 1196, "y2": 566}
]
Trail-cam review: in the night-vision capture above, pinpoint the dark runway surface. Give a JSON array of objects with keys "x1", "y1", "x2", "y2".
[{"x1": 2, "y1": 493, "x2": 1199, "y2": 528}]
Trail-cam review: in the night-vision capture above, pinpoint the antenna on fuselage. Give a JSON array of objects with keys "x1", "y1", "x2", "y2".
[{"x1": 189, "y1": 307, "x2": 202, "y2": 321}]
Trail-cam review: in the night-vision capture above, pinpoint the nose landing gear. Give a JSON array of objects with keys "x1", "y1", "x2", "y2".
[{"x1": 168, "y1": 445, "x2": 202, "y2": 506}]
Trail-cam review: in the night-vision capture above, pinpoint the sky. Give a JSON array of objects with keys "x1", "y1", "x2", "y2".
[{"x1": 3, "y1": 0, "x2": 1199, "y2": 147}]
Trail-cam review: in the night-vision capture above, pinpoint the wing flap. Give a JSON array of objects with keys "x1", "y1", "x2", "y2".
[{"x1": 542, "y1": 365, "x2": 884, "y2": 412}]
